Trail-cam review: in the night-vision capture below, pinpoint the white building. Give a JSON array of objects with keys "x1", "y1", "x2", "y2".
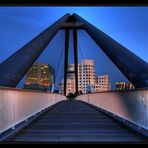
[
  {"x1": 81, "y1": 60, "x2": 97, "y2": 93},
  {"x1": 59, "y1": 64, "x2": 81, "y2": 96},
  {"x1": 59, "y1": 79, "x2": 75, "y2": 96},
  {"x1": 97, "y1": 75, "x2": 111, "y2": 91},
  {"x1": 86, "y1": 75, "x2": 111, "y2": 93},
  {"x1": 67, "y1": 64, "x2": 81, "y2": 92},
  {"x1": 116, "y1": 82, "x2": 135, "y2": 90},
  {"x1": 59, "y1": 60, "x2": 111, "y2": 95}
]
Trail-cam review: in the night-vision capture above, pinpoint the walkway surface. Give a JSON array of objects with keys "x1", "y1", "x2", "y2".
[{"x1": 5, "y1": 100, "x2": 147, "y2": 143}]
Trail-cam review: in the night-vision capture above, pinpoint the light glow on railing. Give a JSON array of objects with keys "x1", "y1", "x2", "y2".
[
  {"x1": 76, "y1": 89, "x2": 148, "y2": 130},
  {"x1": 0, "y1": 87, "x2": 66, "y2": 134}
]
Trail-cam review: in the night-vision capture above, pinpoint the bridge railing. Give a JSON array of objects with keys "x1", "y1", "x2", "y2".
[
  {"x1": 76, "y1": 88, "x2": 148, "y2": 130},
  {"x1": 0, "y1": 87, "x2": 66, "y2": 134}
]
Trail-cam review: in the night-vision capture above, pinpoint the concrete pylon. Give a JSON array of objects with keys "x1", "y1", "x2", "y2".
[
  {"x1": 73, "y1": 13, "x2": 148, "y2": 88},
  {"x1": 0, "y1": 13, "x2": 70, "y2": 87}
]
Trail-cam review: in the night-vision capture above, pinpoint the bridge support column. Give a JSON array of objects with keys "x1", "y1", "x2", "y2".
[
  {"x1": 72, "y1": 13, "x2": 148, "y2": 88},
  {"x1": 73, "y1": 29, "x2": 78, "y2": 96},
  {"x1": 0, "y1": 14, "x2": 70, "y2": 87},
  {"x1": 64, "y1": 29, "x2": 70, "y2": 96}
]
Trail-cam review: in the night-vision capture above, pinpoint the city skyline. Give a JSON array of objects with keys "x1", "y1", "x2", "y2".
[
  {"x1": 59, "y1": 59, "x2": 111, "y2": 95},
  {"x1": 21, "y1": 59, "x2": 135, "y2": 93},
  {"x1": 11, "y1": 58, "x2": 140, "y2": 91}
]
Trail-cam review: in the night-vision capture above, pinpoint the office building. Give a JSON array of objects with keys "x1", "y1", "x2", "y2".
[
  {"x1": 59, "y1": 79, "x2": 75, "y2": 95},
  {"x1": 59, "y1": 59, "x2": 111, "y2": 95},
  {"x1": 116, "y1": 82, "x2": 135, "y2": 90},
  {"x1": 86, "y1": 75, "x2": 111, "y2": 93},
  {"x1": 97, "y1": 75, "x2": 111, "y2": 91},
  {"x1": 81, "y1": 60, "x2": 97, "y2": 93},
  {"x1": 24, "y1": 62, "x2": 54, "y2": 91},
  {"x1": 59, "y1": 59, "x2": 97, "y2": 95}
]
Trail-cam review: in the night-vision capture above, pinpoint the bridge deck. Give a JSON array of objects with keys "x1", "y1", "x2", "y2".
[{"x1": 5, "y1": 100, "x2": 147, "y2": 143}]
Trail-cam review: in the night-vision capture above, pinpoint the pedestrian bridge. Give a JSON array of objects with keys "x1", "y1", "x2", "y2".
[
  {"x1": 0, "y1": 13, "x2": 148, "y2": 143},
  {"x1": 0, "y1": 87, "x2": 147, "y2": 143}
]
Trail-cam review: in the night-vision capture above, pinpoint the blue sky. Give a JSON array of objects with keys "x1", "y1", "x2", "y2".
[{"x1": 0, "y1": 7, "x2": 147, "y2": 90}]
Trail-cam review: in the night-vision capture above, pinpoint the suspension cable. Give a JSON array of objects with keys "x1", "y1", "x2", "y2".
[
  {"x1": 54, "y1": 43, "x2": 65, "y2": 92},
  {"x1": 60, "y1": 61, "x2": 64, "y2": 93}
]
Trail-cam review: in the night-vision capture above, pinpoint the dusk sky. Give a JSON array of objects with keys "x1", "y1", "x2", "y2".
[{"x1": 0, "y1": 7, "x2": 148, "y2": 90}]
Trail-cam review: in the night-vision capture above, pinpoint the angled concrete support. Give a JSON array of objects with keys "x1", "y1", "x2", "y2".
[
  {"x1": 0, "y1": 14, "x2": 70, "y2": 87},
  {"x1": 73, "y1": 13, "x2": 148, "y2": 88}
]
